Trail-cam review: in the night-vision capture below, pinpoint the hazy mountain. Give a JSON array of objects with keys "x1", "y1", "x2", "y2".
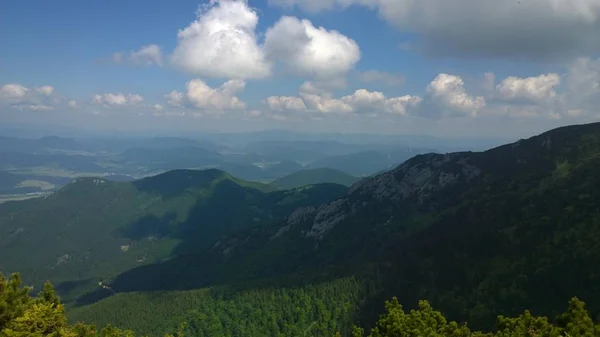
[
  {"x1": 270, "y1": 168, "x2": 359, "y2": 189},
  {"x1": 307, "y1": 148, "x2": 431, "y2": 176},
  {"x1": 118, "y1": 147, "x2": 223, "y2": 170}
]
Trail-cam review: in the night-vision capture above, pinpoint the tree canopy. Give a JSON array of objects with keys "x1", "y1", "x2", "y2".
[
  {"x1": 349, "y1": 296, "x2": 600, "y2": 337},
  {"x1": 0, "y1": 273, "x2": 183, "y2": 337}
]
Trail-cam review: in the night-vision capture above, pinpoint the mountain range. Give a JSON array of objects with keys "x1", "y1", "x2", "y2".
[{"x1": 1, "y1": 122, "x2": 600, "y2": 336}]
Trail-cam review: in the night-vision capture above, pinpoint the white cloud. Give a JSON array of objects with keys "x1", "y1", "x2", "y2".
[
  {"x1": 153, "y1": 104, "x2": 165, "y2": 111},
  {"x1": 340, "y1": 89, "x2": 385, "y2": 107},
  {"x1": 266, "y1": 96, "x2": 307, "y2": 111},
  {"x1": 165, "y1": 91, "x2": 185, "y2": 107},
  {"x1": 495, "y1": 74, "x2": 562, "y2": 103},
  {"x1": 382, "y1": 95, "x2": 423, "y2": 115},
  {"x1": 269, "y1": 85, "x2": 421, "y2": 116},
  {"x1": 185, "y1": 78, "x2": 246, "y2": 110},
  {"x1": 113, "y1": 44, "x2": 163, "y2": 66},
  {"x1": 299, "y1": 93, "x2": 353, "y2": 114},
  {"x1": 269, "y1": 0, "x2": 600, "y2": 59},
  {"x1": 340, "y1": 89, "x2": 422, "y2": 115},
  {"x1": 357, "y1": 70, "x2": 404, "y2": 86},
  {"x1": 424, "y1": 74, "x2": 485, "y2": 117},
  {"x1": 67, "y1": 100, "x2": 78, "y2": 108},
  {"x1": 170, "y1": 0, "x2": 270, "y2": 79},
  {"x1": 0, "y1": 84, "x2": 29, "y2": 100},
  {"x1": 264, "y1": 16, "x2": 360, "y2": 78},
  {"x1": 0, "y1": 83, "x2": 61, "y2": 111},
  {"x1": 477, "y1": 61, "x2": 599, "y2": 119},
  {"x1": 91, "y1": 93, "x2": 144, "y2": 106},
  {"x1": 130, "y1": 44, "x2": 163, "y2": 66},
  {"x1": 16, "y1": 104, "x2": 54, "y2": 111},
  {"x1": 35, "y1": 86, "x2": 54, "y2": 96}
]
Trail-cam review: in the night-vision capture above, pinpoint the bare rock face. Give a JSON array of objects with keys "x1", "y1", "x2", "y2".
[
  {"x1": 305, "y1": 199, "x2": 356, "y2": 239},
  {"x1": 299, "y1": 153, "x2": 482, "y2": 240},
  {"x1": 287, "y1": 206, "x2": 317, "y2": 226},
  {"x1": 269, "y1": 225, "x2": 292, "y2": 241}
]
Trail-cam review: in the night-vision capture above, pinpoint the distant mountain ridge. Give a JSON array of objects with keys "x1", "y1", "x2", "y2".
[{"x1": 270, "y1": 168, "x2": 359, "y2": 189}]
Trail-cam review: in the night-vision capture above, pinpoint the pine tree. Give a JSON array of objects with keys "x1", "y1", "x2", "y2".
[{"x1": 1, "y1": 272, "x2": 183, "y2": 337}]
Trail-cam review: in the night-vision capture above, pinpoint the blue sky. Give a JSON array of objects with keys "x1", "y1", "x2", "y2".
[{"x1": 1, "y1": 0, "x2": 599, "y2": 138}]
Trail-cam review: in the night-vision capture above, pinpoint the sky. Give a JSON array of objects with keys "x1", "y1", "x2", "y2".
[{"x1": 1, "y1": 0, "x2": 599, "y2": 138}]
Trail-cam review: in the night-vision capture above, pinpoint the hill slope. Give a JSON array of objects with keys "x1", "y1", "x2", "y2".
[
  {"x1": 270, "y1": 168, "x2": 359, "y2": 189},
  {"x1": 74, "y1": 122, "x2": 600, "y2": 334},
  {"x1": 0, "y1": 168, "x2": 346, "y2": 303}
]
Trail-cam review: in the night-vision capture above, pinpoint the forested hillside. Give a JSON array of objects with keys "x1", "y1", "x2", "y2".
[
  {"x1": 0, "y1": 169, "x2": 347, "y2": 303},
  {"x1": 2, "y1": 123, "x2": 600, "y2": 336}
]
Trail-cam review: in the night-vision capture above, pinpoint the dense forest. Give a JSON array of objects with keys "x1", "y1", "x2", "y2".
[{"x1": 2, "y1": 273, "x2": 599, "y2": 336}]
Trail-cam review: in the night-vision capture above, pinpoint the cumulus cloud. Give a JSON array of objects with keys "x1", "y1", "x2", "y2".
[
  {"x1": 165, "y1": 91, "x2": 185, "y2": 107},
  {"x1": 186, "y1": 78, "x2": 246, "y2": 110},
  {"x1": 269, "y1": 0, "x2": 600, "y2": 60},
  {"x1": 0, "y1": 83, "x2": 60, "y2": 111},
  {"x1": 130, "y1": 44, "x2": 163, "y2": 66},
  {"x1": 0, "y1": 84, "x2": 29, "y2": 100},
  {"x1": 299, "y1": 93, "x2": 353, "y2": 114},
  {"x1": 263, "y1": 16, "x2": 360, "y2": 78},
  {"x1": 266, "y1": 96, "x2": 307, "y2": 111},
  {"x1": 113, "y1": 44, "x2": 163, "y2": 66},
  {"x1": 167, "y1": 1, "x2": 359, "y2": 80},
  {"x1": 340, "y1": 89, "x2": 422, "y2": 115},
  {"x1": 165, "y1": 79, "x2": 247, "y2": 111},
  {"x1": 495, "y1": 73, "x2": 562, "y2": 104},
  {"x1": 170, "y1": 0, "x2": 270, "y2": 79},
  {"x1": 478, "y1": 63, "x2": 599, "y2": 119},
  {"x1": 91, "y1": 93, "x2": 144, "y2": 106},
  {"x1": 35, "y1": 86, "x2": 54, "y2": 96},
  {"x1": 424, "y1": 74, "x2": 485, "y2": 117},
  {"x1": 67, "y1": 100, "x2": 78, "y2": 108},
  {"x1": 357, "y1": 70, "x2": 405, "y2": 86},
  {"x1": 268, "y1": 84, "x2": 421, "y2": 116}
]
